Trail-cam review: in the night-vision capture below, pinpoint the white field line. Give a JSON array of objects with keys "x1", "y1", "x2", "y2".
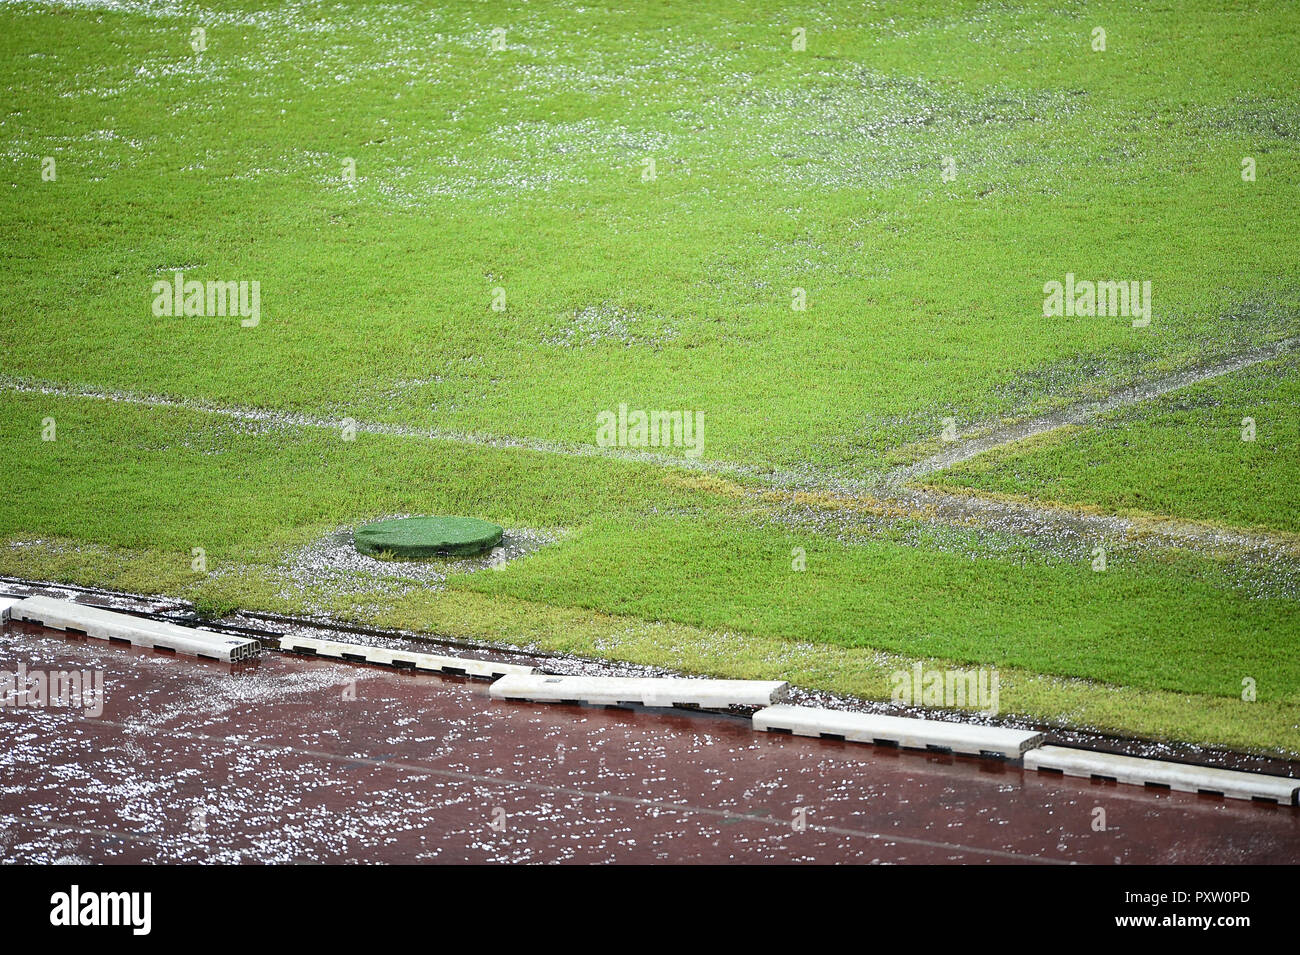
[
  {"x1": 6, "y1": 337, "x2": 1295, "y2": 493},
  {"x1": 7, "y1": 335, "x2": 1296, "y2": 492},
  {"x1": 0, "y1": 375, "x2": 771, "y2": 481},
  {"x1": 887, "y1": 336, "x2": 1300, "y2": 484},
  {"x1": 4, "y1": 337, "x2": 1298, "y2": 558}
]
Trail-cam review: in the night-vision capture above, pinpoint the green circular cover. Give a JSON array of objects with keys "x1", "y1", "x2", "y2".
[{"x1": 354, "y1": 516, "x2": 504, "y2": 558}]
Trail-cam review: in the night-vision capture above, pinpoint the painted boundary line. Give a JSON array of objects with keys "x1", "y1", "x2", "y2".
[
  {"x1": 9, "y1": 347, "x2": 1300, "y2": 563},
  {"x1": 7, "y1": 336, "x2": 1297, "y2": 489},
  {"x1": 887, "y1": 335, "x2": 1300, "y2": 483},
  {"x1": 0, "y1": 376, "x2": 760, "y2": 481}
]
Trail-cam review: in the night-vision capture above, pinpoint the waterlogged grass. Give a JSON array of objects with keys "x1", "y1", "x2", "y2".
[
  {"x1": 460, "y1": 516, "x2": 1299, "y2": 701},
  {"x1": 1, "y1": 0, "x2": 1299, "y2": 478},
  {"x1": 1, "y1": 1, "x2": 1298, "y2": 751},
  {"x1": 931, "y1": 356, "x2": 1300, "y2": 533}
]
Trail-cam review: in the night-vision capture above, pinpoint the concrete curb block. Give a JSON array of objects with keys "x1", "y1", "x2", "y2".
[
  {"x1": 10, "y1": 596, "x2": 260, "y2": 663},
  {"x1": 1025, "y1": 745, "x2": 1300, "y2": 804},
  {"x1": 278, "y1": 634, "x2": 538, "y2": 680},
  {"x1": 490, "y1": 673, "x2": 789, "y2": 708},
  {"x1": 9, "y1": 590, "x2": 1296, "y2": 807},
  {"x1": 752, "y1": 704, "x2": 1044, "y2": 759}
]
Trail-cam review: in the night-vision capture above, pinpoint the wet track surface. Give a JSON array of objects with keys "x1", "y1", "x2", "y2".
[{"x1": 1, "y1": 625, "x2": 1297, "y2": 864}]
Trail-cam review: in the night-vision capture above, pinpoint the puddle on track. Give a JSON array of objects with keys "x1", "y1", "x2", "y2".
[{"x1": 0, "y1": 625, "x2": 1297, "y2": 864}]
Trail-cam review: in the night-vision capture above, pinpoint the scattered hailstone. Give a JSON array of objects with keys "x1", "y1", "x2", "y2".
[{"x1": 544, "y1": 303, "x2": 677, "y2": 348}]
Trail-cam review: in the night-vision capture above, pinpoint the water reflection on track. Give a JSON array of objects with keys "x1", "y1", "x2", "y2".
[{"x1": 0, "y1": 625, "x2": 1296, "y2": 864}]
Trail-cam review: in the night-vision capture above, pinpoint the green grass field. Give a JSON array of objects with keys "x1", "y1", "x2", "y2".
[
  {"x1": 932, "y1": 354, "x2": 1300, "y2": 533},
  {"x1": 2, "y1": 0, "x2": 1297, "y2": 753}
]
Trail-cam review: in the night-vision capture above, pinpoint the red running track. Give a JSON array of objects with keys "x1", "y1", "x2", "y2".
[{"x1": 1, "y1": 625, "x2": 1297, "y2": 864}]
